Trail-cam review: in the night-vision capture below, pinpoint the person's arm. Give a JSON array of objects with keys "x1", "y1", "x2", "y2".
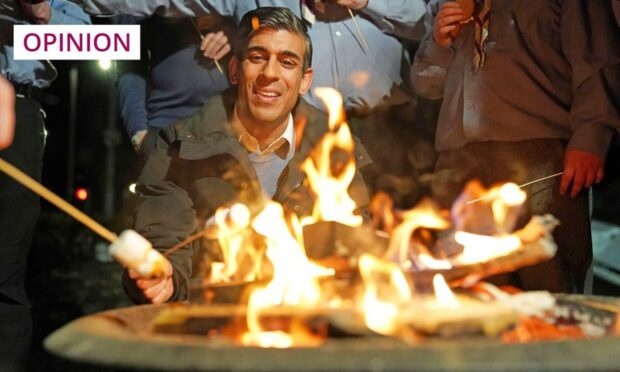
[
  {"x1": 118, "y1": 70, "x2": 149, "y2": 152},
  {"x1": 124, "y1": 131, "x2": 196, "y2": 304},
  {"x1": 410, "y1": 0, "x2": 461, "y2": 100},
  {"x1": 335, "y1": 0, "x2": 426, "y2": 40},
  {"x1": 560, "y1": 68, "x2": 618, "y2": 198},
  {"x1": 559, "y1": 0, "x2": 620, "y2": 197},
  {"x1": 0, "y1": 76, "x2": 15, "y2": 150},
  {"x1": 68, "y1": 0, "x2": 235, "y2": 18},
  {"x1": 114, "y1": 15, "x2": 150, "y2": 151}
]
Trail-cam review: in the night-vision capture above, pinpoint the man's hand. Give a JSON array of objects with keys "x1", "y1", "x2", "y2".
[
  {"x1": 200, "y1": 31, "x2": 231, "y2": 61},
  {"x1": 130, "y1": 129, "x2": 147, "y2": 154},
  {"x1": 433, "y1": 2, "x2": 464, "y2": 47},
  {"x1": 129, "y1": 260, "x2": 174, "y2": 304},
  {"x1": 334, "y1": 0, "x2": 369, "y2": 10},
  {"x1": 0, "y1": 76, "x2": 15, "y2": 150},
  {"x1": 20, "y1": 0, "x2": 52, "y2": 25},
  {"x1": 560, "y1": 149, "x2": 605, "y2": 198}
]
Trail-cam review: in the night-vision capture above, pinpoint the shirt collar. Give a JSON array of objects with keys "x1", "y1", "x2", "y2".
[{"x1": 230, "y1": 106, "x2": 294, "y2": 160}]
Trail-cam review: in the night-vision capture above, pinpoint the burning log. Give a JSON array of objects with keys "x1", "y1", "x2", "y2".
[
  {"x1": 408, "y1": 215, "x2": 559, "y2": 289},
  {"x1": 302, "y1": 221, "x2": 388, "y2": 262},
  {"x1": 397, "y1": 296, "x2": 518, "y2": 338}
]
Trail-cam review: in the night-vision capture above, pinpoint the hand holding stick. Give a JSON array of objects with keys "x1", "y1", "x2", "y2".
[
  {"x1": 0, "y1": 157, "x2": 170, "y2": 279},
  {"x1": 191, "y1": 18, "x2": 224, "y2": 75}
]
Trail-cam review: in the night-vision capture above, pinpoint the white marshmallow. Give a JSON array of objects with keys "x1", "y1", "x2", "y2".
[{"x1": 109, "y1": 229, "x2": 167, "y2": 277}]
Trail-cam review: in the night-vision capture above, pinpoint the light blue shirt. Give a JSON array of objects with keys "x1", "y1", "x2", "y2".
[
  {"x1": 72, "y1": 0, "x2": 426, "y2": 113},
  {"x1": 0, "y1": 0, "x2": 91, "y2": 88}
]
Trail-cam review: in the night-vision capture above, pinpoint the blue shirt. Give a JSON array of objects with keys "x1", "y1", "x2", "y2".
[
  {"x1": 116, "y1": 15, "x2": 230, "y2": 137},
  {"x1": 0, "y1": 0, "x2": 91, "y2": 88},
  {"x1": 73, "y1": 0, "x2": 426, "y2": 114}
]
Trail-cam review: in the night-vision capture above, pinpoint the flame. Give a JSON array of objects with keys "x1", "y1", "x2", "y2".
[
  {"x1": 492, "y1": 183, "x2": 526, "y2": 234},
  {"x1": 208, "y1": 204, "x2": 261, "y2": 283},
  {"x1": 359, "y1": 254, "x2": 412, "y2": 335},
  {"x1": 432, "y1": 274, "x2": 459, "y2": 308},
  {"x1": 300, "y1": 87, "x2": 362, "y2": 227},
  {"x1": 241, "y1": 202, "x2": 333, "y2": 347},
  {"x1": 418, "y1": 253, "x2": 452, "y2": 270},
  {"x1": 385, "y1": 198, "x2": 451, "y2": 268},
  {"x1": 454, "y1": 231, "x2": 522, "y2": 264},
  {"x1": 447, "y1": 181, "x2": 527, "y2": 265}
]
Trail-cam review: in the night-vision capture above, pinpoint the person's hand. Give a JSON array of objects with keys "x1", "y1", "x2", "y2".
[
  {"x1": 130, "y1": 129, "x2": 147, "y2": 154},
  {"x1": 433, "y1": 2, "x2": 464, "y2": 47},
  {"x1": 334, "y1": 0, "x2": 369, "y2": 10},
  {"x1": 200, "y1": 31, "x2": 231, "y2": 61},
  {"x1": 20, "y1": 0, "x2": 52, "y2": 25},
  {"x1": 128, "y1": 260, "x2": 174, "y2": 304},
  {"x1": 560, "y1": 149, "x2": 605, "y2": 198},
  {"x1": 0, "y1": 76, "x2": 15, "y2": 150}
]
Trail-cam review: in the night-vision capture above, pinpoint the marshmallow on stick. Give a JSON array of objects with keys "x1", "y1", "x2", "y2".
[
  {"x1": 109, "y1": 230, "x2": 170, "y2": 278},
  {"x1": 0, "y1": 156, "x2": 171, "y2": 278}
]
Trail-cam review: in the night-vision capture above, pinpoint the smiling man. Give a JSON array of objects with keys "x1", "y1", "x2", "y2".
[{"x1": 125, "y1": 7, "x2": 371, "y2": 305}]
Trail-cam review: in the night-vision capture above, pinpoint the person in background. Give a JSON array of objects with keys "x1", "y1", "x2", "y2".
[
  {"x1": 0, "y1": 1, "x2": 91, "y2": 370},
  {"x1": 124, "y1": 7, "x2": 371, "y2": 304},
  {"x1": 115, "y1": 14, "x2": 232, "y2": 154},
  {"x1": 412, "y1": 0, "x2": 620, "y2": 293},
  {"x1": 71, "y1": 0, "x2": 429, "y2": 206}
]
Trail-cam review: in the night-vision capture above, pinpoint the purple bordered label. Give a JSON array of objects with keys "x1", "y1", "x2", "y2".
[{"x1": 13, "y1": 25, "x2": 140, "y2": 60}]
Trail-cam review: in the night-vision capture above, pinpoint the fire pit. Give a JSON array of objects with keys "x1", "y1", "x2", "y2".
[{"x1": 45, "y1": 294, "x2": 620, "y2": 371}]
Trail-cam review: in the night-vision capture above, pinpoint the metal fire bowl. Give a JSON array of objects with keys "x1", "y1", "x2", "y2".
[{"x1": 45, "y1": 295, "x2": 620, "y2": 371}]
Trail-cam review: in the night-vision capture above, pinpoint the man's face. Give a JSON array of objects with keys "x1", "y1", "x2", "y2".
[{"x1": 230, "y1": 28, "x2": 313, "y2": 129}]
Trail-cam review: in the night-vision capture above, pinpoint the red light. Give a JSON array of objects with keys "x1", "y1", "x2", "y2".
[{"x1": 75, "y1": 188, "x2": 88, "y2": 201}]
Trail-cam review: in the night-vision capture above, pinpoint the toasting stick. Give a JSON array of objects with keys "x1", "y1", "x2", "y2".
[
  {"x1": 191, "y1": 18, "x2": 224, "y2": 75},
  {"x1": 163, "y1": 203, "x2": 251, "y2": 257},
  {"x1": 347, "y1": 8, "x2": 369, "y2": 53},
  {"x1": 0, "y1": 157, "x2": 169, "y2": 277},
  {"x1": 466, "y1": 172, "x2": 564, "y2": 205}
]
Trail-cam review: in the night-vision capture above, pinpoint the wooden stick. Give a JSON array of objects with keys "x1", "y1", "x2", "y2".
[
  {"x1": 0, "y1": 157, "x2": 117, "y2": 242},
  {"x1": 162, "y1": 228, "x2": 207, "y2": 257},
  {"x1": 466, "y1": 172, "x2": 564, "y2": 204},
  {"x1": 191, "y1": 18, "x2": 224, "y2": 75},
  {"x1": 348, "y1": 8, "x2": 369, "y2": 53}
]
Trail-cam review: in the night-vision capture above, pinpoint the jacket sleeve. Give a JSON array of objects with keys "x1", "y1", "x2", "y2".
[
  {"x1": 124, "y1": 130, "x2": 197, "y2": 303},
  {"x1": 410, "y1": 0, "x2": 455, "y2": 100}
]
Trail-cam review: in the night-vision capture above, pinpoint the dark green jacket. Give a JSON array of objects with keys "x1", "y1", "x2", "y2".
[{"x1": 125, "y1": 91, "x2": 371, "y2": 303}]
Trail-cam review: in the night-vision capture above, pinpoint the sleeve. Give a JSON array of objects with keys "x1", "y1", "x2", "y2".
[
  {"x1": 129, "y1": 132, "x2": 197, "y2": 303},
  {"x1": 49, "y1": 0, "x2": 92, "y2": 25},
  {"x1": 115, "y1": 16, "x2": 150, "y2": 138},
  {"x1": 361, "y1": 0, "x2": 426, "y2": 40},
  {"x1": 561, "y1": 0, "x2": 620, "y2": 156},
  {"x1": 68, "y1": 0, "x2": 236, "y2": 17},
  {"x1": 566, "y1": 66, "x2": 620, "y2": 157},
  {"x1": 117, "y1": 71, "x2": 149, "y2": 138},
  {"x1": 410, "y1": 0, "x2": 455, "y2": 100}
]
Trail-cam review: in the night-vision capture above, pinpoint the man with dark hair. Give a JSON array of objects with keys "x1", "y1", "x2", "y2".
[
  {"x1": 71, "y1": 0, "x2": 427, "y2": 205},
  {"x1": 125, "y1": 7, "x2": 370, "y2": 304}
]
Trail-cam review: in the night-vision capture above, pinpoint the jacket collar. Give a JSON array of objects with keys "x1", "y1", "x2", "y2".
[{"x1": 175, "y1": 88, "x2": 328, "y2": 164}]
